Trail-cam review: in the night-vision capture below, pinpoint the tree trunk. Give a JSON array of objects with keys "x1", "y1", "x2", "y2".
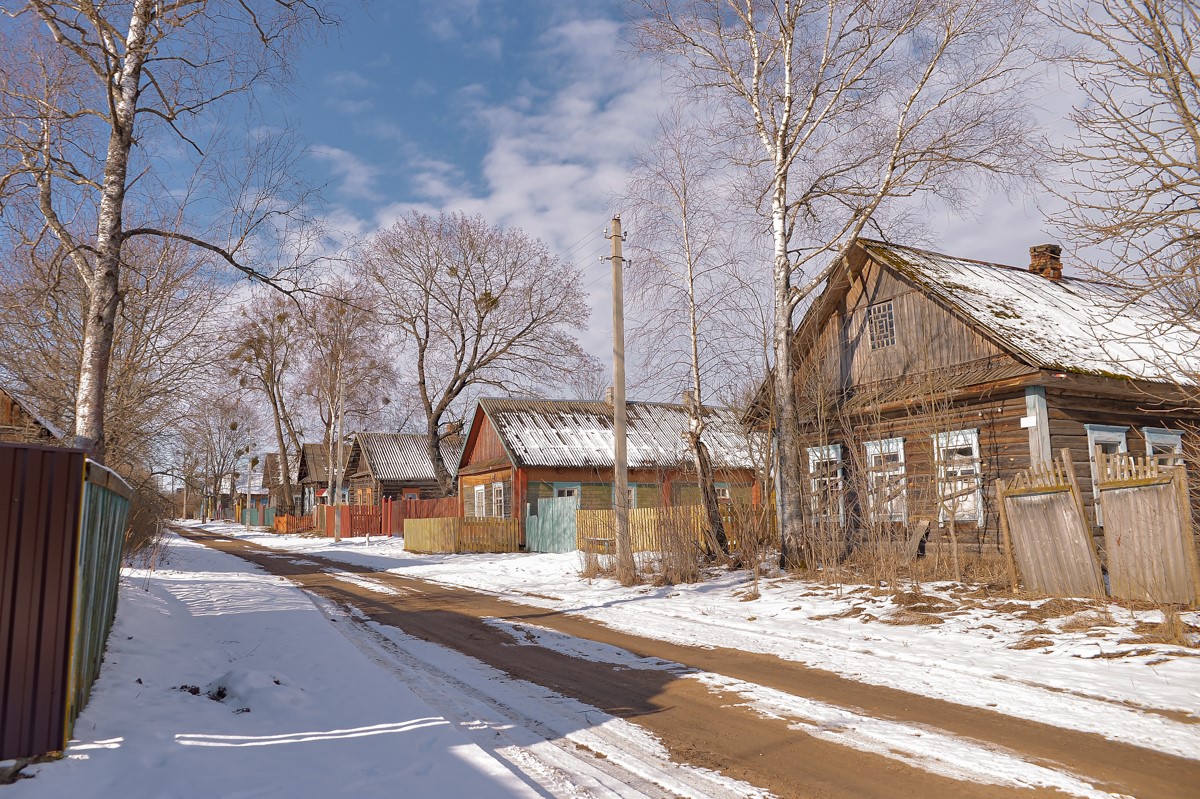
[
  {"x1": 269, "y1": 393, "x2": 295, "y2": 515},
  {"x1": 687, "y1": 430, "x2": 727, "y2": 555},
  {"x1": 771, "y1": 184, "x2": 805, "y2": 569},
  {"x1": 71, "y1": 0, "x2": 155, "y2": 461},
  {"x1": 427, "y1": 415, "x2": 453, "y2": 497}
]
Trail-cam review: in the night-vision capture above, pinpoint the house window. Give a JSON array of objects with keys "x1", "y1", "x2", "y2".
[
  {"x1": 934, "y1": 430, "x2": 982, "y2": 524},
  {"x1": 492, "y1": 481, "x2": 506, "y2": 518},
  {"x1": 612, "y1": 483, "x2": 637, "y2": 509},
  {"x1": 1086, "y1": 424, "x2": 1128, "y2": 526},
  {"x1": 865, "y1": 437, "x2": 906, "y2": 523},
  {"x1": 715, "y1": 485, "x2": 731, "y2": 501},
  {"x1": 867, "y1": 301, "x2": 896, "y2": 350},
  {"x1": 807, "y1": 444, "x2": 845, "y2": 523},
  {"x1": 1143, "y1": 427, "x2": 1184, "y2": 466},
  {"x1": 555, "y1": 487, "x2": 578, "y2": 498},
  {"x1": 473, "y1": 484, "x2": 487, "y2": 518}
]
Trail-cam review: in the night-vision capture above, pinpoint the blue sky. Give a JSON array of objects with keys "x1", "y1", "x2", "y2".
[{"x1": 272, "y1": 1, "x2": 1063, "y2": 376}]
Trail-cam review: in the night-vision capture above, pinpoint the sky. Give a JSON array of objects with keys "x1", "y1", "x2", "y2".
[{"x1": 269, "y1": 0, "x2": 1072, "y2": 384}]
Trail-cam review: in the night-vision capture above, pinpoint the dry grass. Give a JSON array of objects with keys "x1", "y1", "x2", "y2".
[
  {"x1": 881, "y1": 610, "x2": 945, "y2": 626},
  {"x1": 1126, "y1": 610, "x2": 1198, "y2": 648},
  {"x1": 1059, "y1": 610, "x2": 1117, "y2": 633},
  {"x1": 1020, "y1": 598, "x2": 1097, "y2": 622},
  {"x1": 1009, "y1": 637, "x2": 1054, "y2": 650}
]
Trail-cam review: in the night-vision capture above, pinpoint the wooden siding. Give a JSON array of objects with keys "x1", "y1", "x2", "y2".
[
  {"x1": 797, "y1": 390, "x2": 1031, "y2": 547},
  {"x1": 462, "y1": 411, "x2": 507, "y2": 468},
  {"x1": 840, "y1": 259, "x2": 1007, "y2": 387},
  {"x1": 461, "y1": 468, "x2": 514, "y2": 518}
]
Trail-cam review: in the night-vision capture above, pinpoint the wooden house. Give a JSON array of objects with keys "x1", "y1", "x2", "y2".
[
  {"x1": 456, "y1": 397, "x2": 761, "y2": 537},
  {"x1": 760, "y1": 239, "x2": 1200, "y2": 549},
  {"x1": 0, "y1": 387, "x2": 63, "y2": 445},
  {"x1": 343, "y1": 432, "x2": 461, "y2": 505},
  {"x1": 295, "y1": 442, "x2": 348, "y2": 512}
]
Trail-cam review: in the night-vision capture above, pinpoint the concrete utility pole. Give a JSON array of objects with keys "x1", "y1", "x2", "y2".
[
  {"x1": 333, "y1": 361, "x2": 345, "y2": 543},
  {"x1": 608, "y1": 215, "x2": 634, "y2": 584}
]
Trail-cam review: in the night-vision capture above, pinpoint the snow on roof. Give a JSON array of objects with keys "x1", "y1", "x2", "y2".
[
  {"x1": 0, "y1": 385, "x2": 65, "y2": 441},
  {"x1": 861, "y1": 240, "x2": 1200, "y2": 385},
  {"x1": 355, "y1": 432, "x2": 460, "y2": 483},
  {"x1": 477, "y1": 397, "x2": 756, "y2": 470}
]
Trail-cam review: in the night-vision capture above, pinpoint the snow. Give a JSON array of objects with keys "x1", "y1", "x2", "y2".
[
  {"x1": 12, "y1": 521, "x2": 1198, "y2": 798},
  {"x1": 6, "y1": 533, "x2": 541, "y2": 799},
  {"x1": 236, "y1": 526, "x2": 1200, "y2": 764}
]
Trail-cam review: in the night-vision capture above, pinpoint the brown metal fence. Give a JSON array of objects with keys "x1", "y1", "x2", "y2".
[{"x1": 0, "y1": 443, "x2": 131, "y2": 761}]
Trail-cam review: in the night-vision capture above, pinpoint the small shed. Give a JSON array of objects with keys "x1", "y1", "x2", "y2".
[{"x1": 0, "y1": 386, "x2": 63, "y2": 445}]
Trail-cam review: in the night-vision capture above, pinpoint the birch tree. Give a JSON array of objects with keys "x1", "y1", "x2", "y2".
[
  {"x1": 358, "y1": 211, "x2": 595, "y2": 495},
  {"x1": 0, "y1": 1, "x2": 332, "y2": 462},
  {"x1": 633, "y1": 0, "x2": 1041, "y2": 566},
  {"x1": 1048, "y1": 0, "x2": 1200, "y2": 307},
  {"x1": 626, "y1": 110, "x2": 741, "y2": 552}
]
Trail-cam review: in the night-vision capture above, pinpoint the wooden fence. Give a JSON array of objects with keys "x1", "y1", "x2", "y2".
[
  {"x1": 1097, "y1": 452, "x2": 1200, "y2": 605},
  {"x1": 400, "y1": 497, "x2": 460, "y2": 532},
  {"x1": 576, "y1": 506, "x2": 705, "y2": 554},
  {"x1": 0, "y1": 444, "x2": 131, "y2": 762},
  {"x1": 997, "y1": 450, "x2": 1105, "y2": 597},
  {"x1": 404, "y1": 517, "x2": 519, "y2": 554},
  {"x1": 273, "y1": 512, "x2": 315, "y2": 535}
]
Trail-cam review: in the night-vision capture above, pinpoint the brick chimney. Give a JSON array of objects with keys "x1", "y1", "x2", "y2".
[{"x1": 1029, "y1": 243, "x2": 1063, "y2": 280}]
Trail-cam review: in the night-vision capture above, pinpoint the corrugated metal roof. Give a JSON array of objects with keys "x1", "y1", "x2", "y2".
[
  {"x1": 261, "y1": 452, "x2": 298, "y2": 487},
  {"x1": 862, "y1": 240, "x2": 1200, "y2": 385},
  {"x1": 477, "y1": 397, "x2": 757, "y2": 470},
  {"x1": 356, "y1": 432, "x2": 461, "y2": 483}
]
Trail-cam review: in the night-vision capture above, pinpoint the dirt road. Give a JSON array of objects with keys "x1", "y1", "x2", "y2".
[{"x1": 177, "y1": 528, "x2": 1198, "y2": 799}]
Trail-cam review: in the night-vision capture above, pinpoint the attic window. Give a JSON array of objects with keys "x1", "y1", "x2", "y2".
[{"x1": 867, "y1": 301, "x2": 896, "y2": 350}]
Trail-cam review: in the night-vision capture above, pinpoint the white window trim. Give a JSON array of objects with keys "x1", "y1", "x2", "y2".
[
  {"x1": 1143, "y1": 427, "x2": 1183, "y2": 462},
  {"x1": 473, "y1": 484, "x2": 486, "y2": 518},
  {"x1": 807, "y1": 444, "x2": 845, "y2": 524},
  {"x1": 492, "y1": 481, "x2": 505, "y2": 518},
  {"x1": 864, "y1": 437, "x2": 907, "y2": 523},
  {"x1": 1085, "y1": 424, "x2": 1128, "y2": 527},
  {"x1": 933, "y1": 429, "x2": 983, "y2": 525}
]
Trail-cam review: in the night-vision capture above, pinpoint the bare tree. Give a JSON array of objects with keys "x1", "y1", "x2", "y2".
[
  {"x1": 0, "y1": 1, "x2": 334, "y2": 461},
  {"x1": 633, "y1": 0, "x2": 1041, "y2": 566},
  {"x1": 358, "y1": 211, "x2": 596, "y2": 495},
  {"x1": 626, "y1": 109, "x2": 739, "y2": 552},
  {"x1": 230, "y1": 294, "x2": 304, "y2": 514},
  {"x1": 1048, "y1": 0, "x2": 1200, "y2": 306},
  {"x1": 297, "y1": 277, "x2": 396, "y2": 504},
  {"x1": 0, "y1": 232, "x2": 227, "y2": 472},
  {"x1": 179, "y1": 391, "x2": 259, "y2": 521}
]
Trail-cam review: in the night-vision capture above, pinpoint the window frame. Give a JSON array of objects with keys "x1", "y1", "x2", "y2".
[
  {"x1": 1143, "y1": 427, "x2": 1184, "y2": 466},
  {"x1": 807, "y1": 444, "x2": 845, "y2": 524},
  {"x1": 866, "y1": 300, "x2": 896, "y2": 350},
  {"x1": 864, "y1": 437, "x2": 907, "y2": 523},
  {"x1": 933, "y1": 429, "x2": 982, "y2": 524},
  {"x1": 492, "y1": 481, "x2": 506, "y2": 518},
  {"x1": 473, "y1": 484, "x2": 487, "y2": 518},
  {"x1": 1085, "y1": 424, "x2": 1128, "y2": 526}
]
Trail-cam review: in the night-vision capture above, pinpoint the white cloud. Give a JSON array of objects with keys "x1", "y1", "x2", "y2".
[{"x1": 310, "y1": 145, "x2": 384, "y2": 202}]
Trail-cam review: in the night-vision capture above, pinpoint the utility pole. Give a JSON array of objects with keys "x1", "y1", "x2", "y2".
[
  {"x1": 333, "y1": 360, "x2": 345, "y2": 543},
  {"x1": 608, "y1": 215, "x2": 634, "y2": 584}
]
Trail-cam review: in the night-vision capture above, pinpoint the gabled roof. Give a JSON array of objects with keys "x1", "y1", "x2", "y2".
[
  {"x1": 261, "y1": 452, "x2": 299, "y2": 487},
  {"x1": 468, "y1": 397, "x2": 756, "y2": 471},
  {"x1": 296, "y1": 442, "x2": 345, "y2": 485},
  {"x1": 859, "y1": 240, "x2": 1200, "y2": 385},
  {"x1": 0, "y1": 385, "x2": 65, "y2": 441},
  {"x1": 352, "y1": 432, "x2": 460, "y2": 483}
]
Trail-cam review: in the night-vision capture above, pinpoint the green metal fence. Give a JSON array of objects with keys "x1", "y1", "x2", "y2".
[
  {"x1": 525, "y1": 495, "x2": 579, "y2": 553},
  {"x1": 64, "y1": 461, "x2": 132, "y2": 739}
]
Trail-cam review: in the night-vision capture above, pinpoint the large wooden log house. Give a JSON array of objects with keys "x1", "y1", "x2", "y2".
[{"x1": 761, "y1": 239, "x2": 1200, "y2": 550}]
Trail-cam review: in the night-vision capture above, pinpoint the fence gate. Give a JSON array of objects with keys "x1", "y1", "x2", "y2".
[
  {"x1": 526, "y1": 495, "x2": 578, "y2": 553},
  {"x1": 1096, "y1": 452, "x2": 1200, "y2": 605},
  {"x1": 998, "y1": 450, "x2": 1105, "y2": 597}
]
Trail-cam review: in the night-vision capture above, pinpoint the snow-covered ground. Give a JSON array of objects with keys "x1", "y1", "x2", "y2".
[
  {"x1": 225, "y1": 522, "x2": 1200, "y2": 763},
  {"x1": 9, "y1": 521, "x2": 1198, "y2": 799}
]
